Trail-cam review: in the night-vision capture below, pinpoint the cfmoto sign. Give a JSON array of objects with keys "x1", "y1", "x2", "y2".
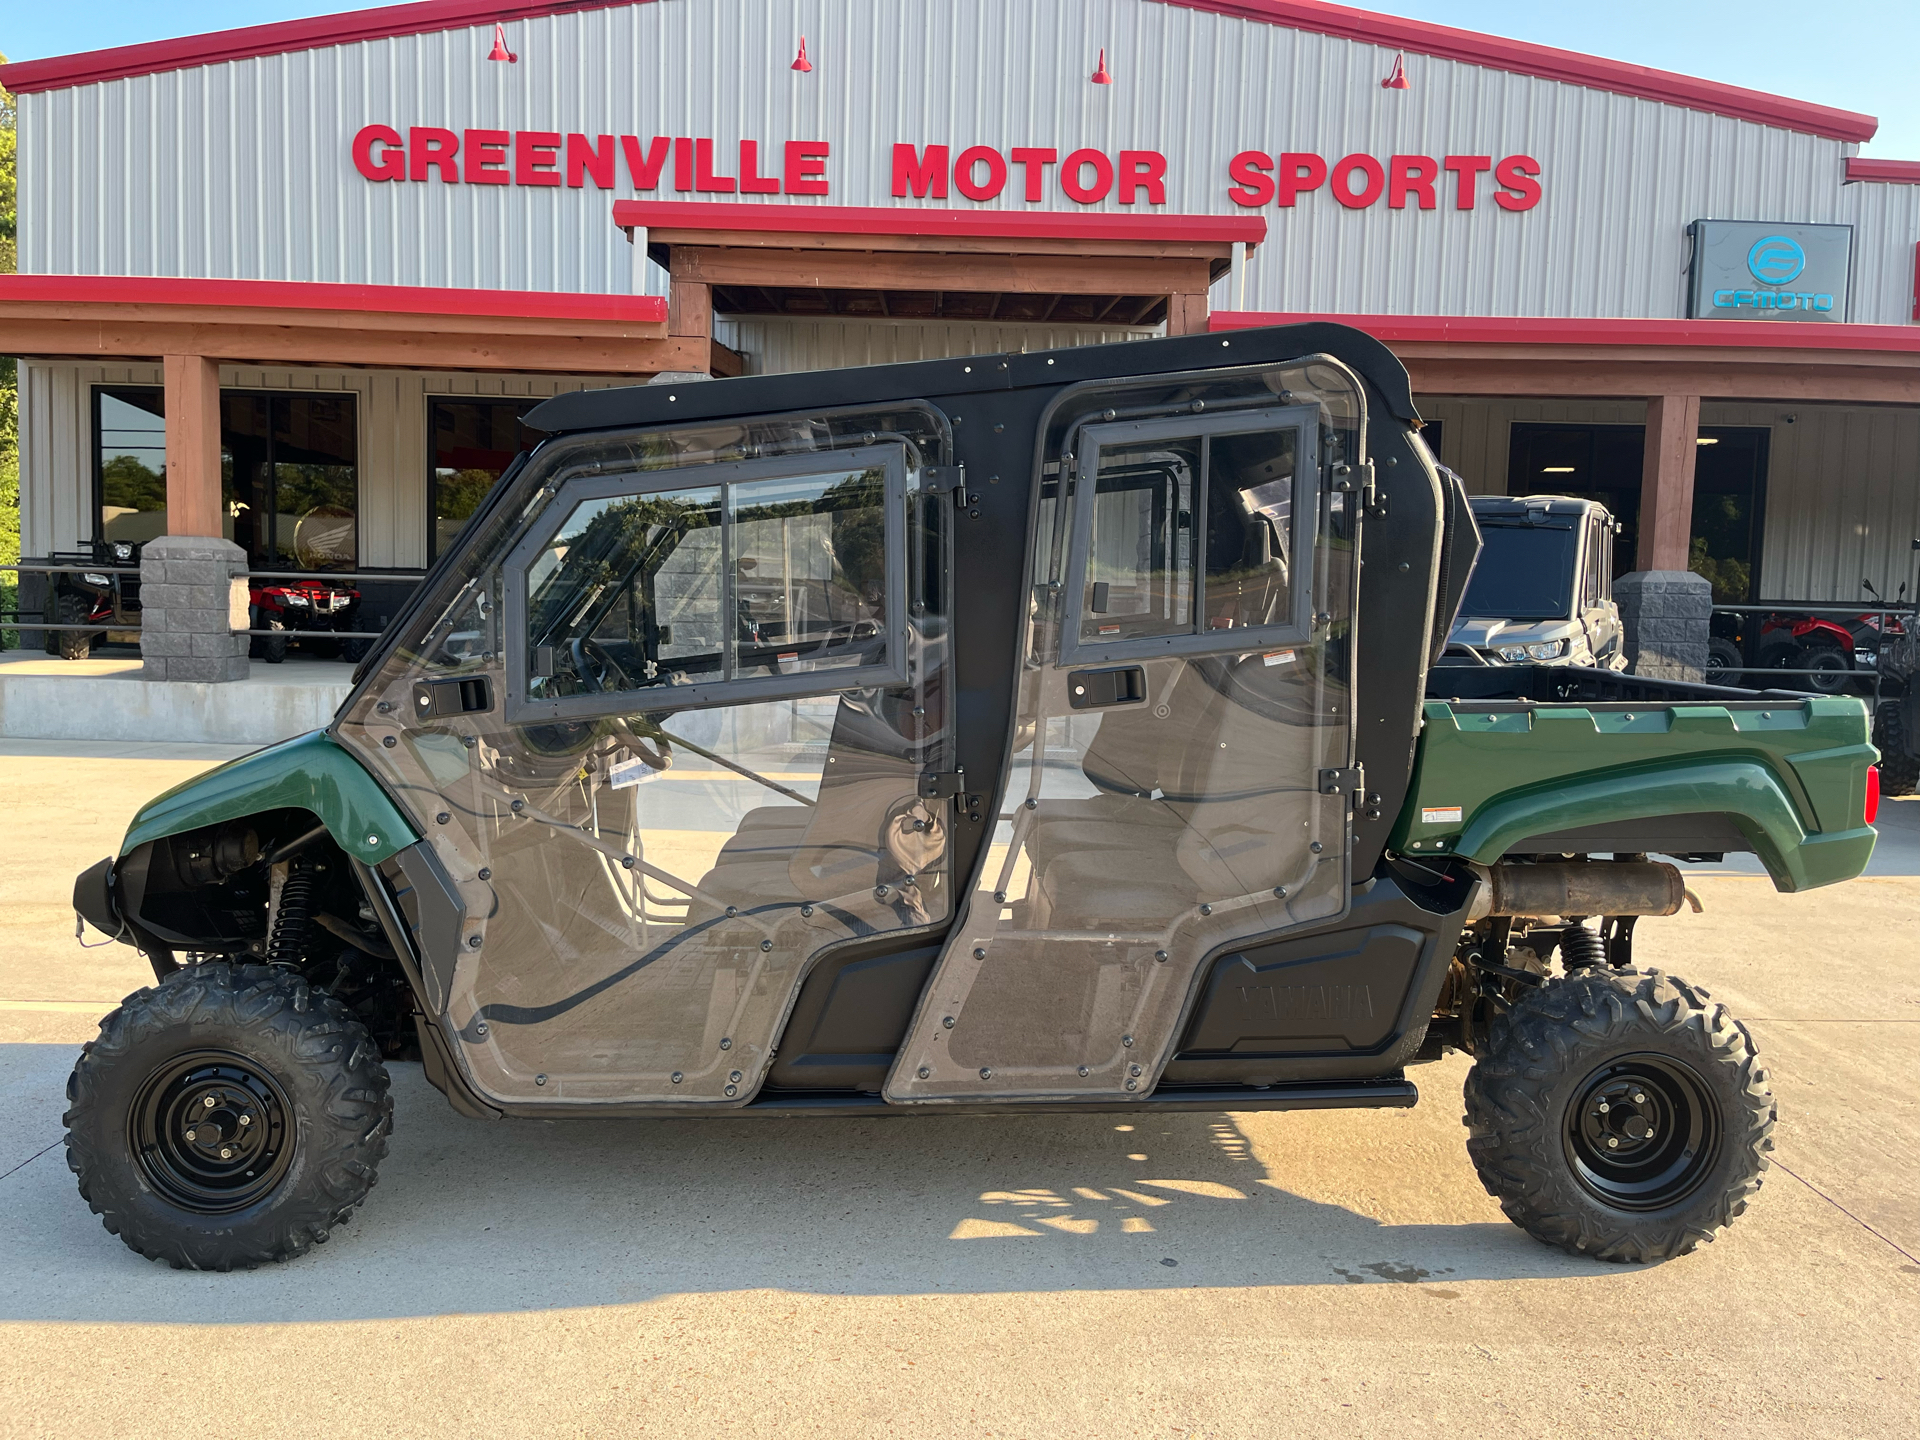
[{"x1": 1689, "y1": 220, "x2": 1852, "y2": 323}]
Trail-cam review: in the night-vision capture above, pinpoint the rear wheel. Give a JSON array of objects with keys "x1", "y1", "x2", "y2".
[
  {"x1": 1795, "y1": 642, "x2": 1851, "y2": 694},
  {"x1": 1704, "y1": 638, "x2": 1745, "y2": 688},
  {"x1": 64, "y1": 963, "x2": 391, "y2": 1270},
  {"x1": 1875, "y1": 700, "x2": 1919, "y2": 797},
  {"x1": 1464, "y1": 968, "x2": 1773, "y2": 1263},
  {"x1": 262, "y1": 620, "x2": 288, "y2": 664}
]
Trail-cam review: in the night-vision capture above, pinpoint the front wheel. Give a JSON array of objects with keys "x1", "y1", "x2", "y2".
[
  {"x1": 55, "y1": 592, "x2": 95, "y2": 661},
  {"x1": 1464, "y1": 968, "x2": 1773, "y2": 1263},
  {"x1": 64, "y1": 964, "x2": 392, "y2": 1269}
]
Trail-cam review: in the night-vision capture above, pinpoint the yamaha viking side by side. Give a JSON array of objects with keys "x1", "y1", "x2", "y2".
[{"x1": 65, "y1": 327, "x2": 1879, "y2": 1270}]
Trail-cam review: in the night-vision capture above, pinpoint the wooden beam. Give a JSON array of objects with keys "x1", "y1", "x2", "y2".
[
  {"x1": 1401, "y1": 357, "x2": 1920, "y2": 405},
  {"x1": 3, "y1": 318, "x2": 707, "y2": 376},
  {"x1": 668, "y1": 246, "x2": 1212, "y2": 297},
  {"x1": 162, "y1": 354, "x2": 223, "y2": 539},
  {"x1": 1637, "y1": 395, "x2": 1702, "y2": 573},
  {"x1": 709, "y1": 337, "x2": 747, "y2": 379}
]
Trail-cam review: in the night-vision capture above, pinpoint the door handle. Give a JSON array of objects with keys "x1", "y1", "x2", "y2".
[{"x1": 1067, "y1": 665, "x2": 1147, "y2": 710}]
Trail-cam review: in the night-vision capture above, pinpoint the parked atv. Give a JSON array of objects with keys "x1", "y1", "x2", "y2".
[
  {"x1": 1865, "y1": 579, "x2": 1918, "y2": 796},
  {"x1": 65, "y1": 325, "x2": 1878, "y2": 1272},
  {"x1": 249, "y1": 576, "x2": 366, "y2": 663},
  {"x1": 40, "y1": 541, "x2": 141, "y2": 660},
  {"x1": 1441, "y1": 494, "x2": 1626, "y2": 670}
]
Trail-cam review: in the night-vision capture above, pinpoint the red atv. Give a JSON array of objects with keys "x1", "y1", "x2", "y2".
[
  {"x1": 1711, "y1": 610, "x2": 1886, "y2": 694},
  {"x1": 249, "y1": 576, "x2": 367, "y2": 663}
]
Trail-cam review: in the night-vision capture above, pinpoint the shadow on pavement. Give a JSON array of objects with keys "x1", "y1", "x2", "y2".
[{"x1": 0, "y1": 1056, "x2": 1619, "y2": 1323}]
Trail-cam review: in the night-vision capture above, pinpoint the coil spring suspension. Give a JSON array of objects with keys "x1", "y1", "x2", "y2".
[
  {"x1": 1559, "y1": 921, "x2": 1607, "y2": 971},
  {"x1": 266, "y1": 860, "x2": 317, "y2": 967}
]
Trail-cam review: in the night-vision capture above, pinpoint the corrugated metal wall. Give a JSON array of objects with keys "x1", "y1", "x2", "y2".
[
  {"x1": 19, "y1": 0, "x2": 1920, "y2": 321},
  {"x1": 1416, "y1": 394, "x2": 1920, "y2": 602}
]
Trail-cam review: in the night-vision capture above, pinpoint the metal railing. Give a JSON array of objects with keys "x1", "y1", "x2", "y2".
[
  {"x1": 1709, "y1": 600, "x2": 1915, "y2": 699},
  {"x1": 0, "y1": 562, "x2": 426, "y2": 644}
]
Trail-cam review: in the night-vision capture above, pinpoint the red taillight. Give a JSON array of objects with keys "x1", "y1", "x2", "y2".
[{"x1": 1866, "y1": 764, "x2": 1881, "y2": 825}]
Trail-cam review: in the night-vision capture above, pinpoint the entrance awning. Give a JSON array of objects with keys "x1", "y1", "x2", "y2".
[{"x1": 613, "y1": 201, "x2": 1268, "y2": 338}]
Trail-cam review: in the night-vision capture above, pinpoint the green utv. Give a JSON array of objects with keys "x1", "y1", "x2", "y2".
[{"x1": 67, "y1": 325, "x2": 1879, "y2": 1271}]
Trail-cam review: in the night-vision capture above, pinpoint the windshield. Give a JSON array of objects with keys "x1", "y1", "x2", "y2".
[{"x1": 1459, "y1": 522, "x2": 1578, "y2": 621}]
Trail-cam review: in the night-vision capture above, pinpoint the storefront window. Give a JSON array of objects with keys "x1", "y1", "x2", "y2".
[
  {"x1": 430, "y1": 399, "x2": 536, "y2": 560},
  {"x1": 221, "y1": 393, "x2": 360, "y2": 571},
  {"x1": 95, "y1": 388, "x2": 168, "y2": 544},
  {"x1": 1505, "y1": 421, "x2": 1766, "y2": 600}
]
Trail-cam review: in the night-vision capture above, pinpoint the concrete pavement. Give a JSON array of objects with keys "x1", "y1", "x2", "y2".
[{"x1": 0, "y1": 743, "x2": 1913, "y2": 1438}]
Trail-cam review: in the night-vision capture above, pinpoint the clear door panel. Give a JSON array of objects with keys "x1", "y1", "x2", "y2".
[
  {"x1": 889, "y1": 382, "x2": 1359, "y2": 1102},
  {"x1": 336, "y1": 409, "x2": 953, "y2": 1108}
]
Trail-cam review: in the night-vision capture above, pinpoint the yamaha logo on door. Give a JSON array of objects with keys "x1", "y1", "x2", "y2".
[{"x1": 1687, "y1": 219, "x2": 1853, "y2": 322}]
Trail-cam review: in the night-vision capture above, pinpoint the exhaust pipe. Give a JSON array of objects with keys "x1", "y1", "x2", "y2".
[{"x1": 1467, "y1": 861, "x2": 1688, "y2": 921}]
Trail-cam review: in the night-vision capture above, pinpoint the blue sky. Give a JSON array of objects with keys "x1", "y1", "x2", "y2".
[{"x1": 3, "y1": 1, "x2": 1916, "y2": 156}]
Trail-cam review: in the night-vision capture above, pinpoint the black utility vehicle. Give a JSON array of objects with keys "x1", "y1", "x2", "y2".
[
  {"x1": 66, "y1": 327, "x2": 1876, "y2": 1272},
  {"x1": 41, "y1": 541, "x2": 142, "y2": 659}
]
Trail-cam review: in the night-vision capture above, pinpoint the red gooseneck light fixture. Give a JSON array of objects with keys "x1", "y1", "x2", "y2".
[
  {"x1": 792, "y1": 36, "x2": 813, "y2": 72},
  {"x1": 1091, "y1": 48, "x2": 1113, "y2": 85},
  {"x1": 1381, "y1": 51, "x2": 1409, "y2": 89},
  {"x1": 487, "y1": 23, "x2": 517, "y2": 63}
]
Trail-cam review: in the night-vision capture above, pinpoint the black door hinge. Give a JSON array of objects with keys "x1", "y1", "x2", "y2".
[
  {"x1": 918, "y1": 768, "x2": 967, "y2": 799},
  {"x1": 1318, "y1": 765, "x2": 1365, "y2": 797}
]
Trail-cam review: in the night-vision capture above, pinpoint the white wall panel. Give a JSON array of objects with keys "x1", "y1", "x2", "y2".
[{"x1": 18, "y1": 0, "x2": 1918, "y2": 322}]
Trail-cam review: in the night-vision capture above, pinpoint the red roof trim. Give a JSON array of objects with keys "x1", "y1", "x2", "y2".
[
  {"x1": 1210, "y1": 311, "x2": 1920, "y2": 354},
  {"x1": 0, "y1": 2, "x2": 641, "y2": 94},
  {"x1": 612, "y1": 199, "x2": 1268, "y2": 246},
  {"x1": 1846, "y1": 157, "x2": 1920, "y2": 184},
  {"x1": 0, "y1": 0, "x2": 1876, "y2": 144},
  {"x1": 0, "y1": 273, "x2": 668, "y2": 324},
  {"x1": 1157, "y1": 3, "x2": 1875, "y2": 142}
]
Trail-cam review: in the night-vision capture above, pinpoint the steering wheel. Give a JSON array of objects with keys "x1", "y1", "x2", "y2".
[{"x1": 568, "y1": 635, "x2": 633, "y2": 694}]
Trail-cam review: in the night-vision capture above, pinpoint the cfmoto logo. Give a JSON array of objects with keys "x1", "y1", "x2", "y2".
[{"x1": 1747, "y1": 235, "x2": 1807, "y2": 286}]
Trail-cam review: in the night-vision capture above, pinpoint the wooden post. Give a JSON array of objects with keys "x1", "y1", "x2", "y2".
[
  {"x1": 1635, "y1": 393, "x2": 1701, "y2": 572},
  {"x1": 1165, "y1": 290, "x2": 1209, "y2": 336},
  {"x1": 161, "y1": 353, "x2": 224, "y2": 538}
]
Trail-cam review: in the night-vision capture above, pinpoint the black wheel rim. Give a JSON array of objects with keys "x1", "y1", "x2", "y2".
[
  {"x1": 129, "y1": 1050, "x2": 295, "y2": 1214},
  {"x1": 1804, "y1": 653, "x2": 1848, "y2": 693},
  {"x1": 1563, "y1": 1053, "x2": 1720, "y2": 1212}
]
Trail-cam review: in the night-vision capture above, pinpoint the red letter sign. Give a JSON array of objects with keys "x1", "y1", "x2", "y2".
[
  {"x1": 464, "y1": 129, "x2": 510, "y2": 185},
  {"x1": 567, "y1": 134, "x2": 615, "y2": 188},
  {"x1": 622, "y1": 136, "x2": 671, "y2": 190},
  {"x1": 1493, "y1": 155, "x2": 1542, "y2": 211},
  {"x1": 739, "y1": 140, "x2": 780, "y2": 194},
  {"x1": 1227, "y1": 151, "x2": 1275, "y2": 207},
  {"x1": 784, "y1": 141, "x2": 830, "y2": 195},
  {"x1": 1388, "y1": 155, "x2": 1438, "y2": 210},
  {"x1": 1118, "y1": 151, "x2": 1167, "y2": 205},
  {"x1": 352, "y1": 124, "x2": 405, "y2": 182},
  {"x1": 409, "y1": 127, "x2": 459, "y2": 183},
  {"x1": 1331, "y1": 154, "x2": 1385, "y2": 208},
  {"x1": 1277, "y1": 153, "x2": 1327, "y2": 206},
  {"x1": 1060, "y1": 149, "x2": 1114, "y2": 204},
  {"x1": 515, "y1": 131, "x2": 562, "y2": 187},
  {"x1": 1010, "y1": 147, "x2": 1057, "y2": 202},
  {"x1": 1442, "y1": 154, "x2": 1491, "y2": 209},
  {"x1": 954, "y1": 145, "x2": 1008, "y2": 202},
  {"x1": 892, "y1": 144, "x2": 949, "y2": 199}
]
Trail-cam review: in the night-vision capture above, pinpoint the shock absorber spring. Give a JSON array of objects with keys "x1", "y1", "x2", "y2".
[
  {"x1": 1559, "y1": 921, "x2": 1607, "y2": 971},
  {"x1": 267, "y1": 860, "x2": 318, "y2": 967}
]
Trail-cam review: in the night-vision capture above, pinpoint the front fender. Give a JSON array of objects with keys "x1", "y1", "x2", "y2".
[{"x1": 123, "y1": 730, "x2": 417, "y2": 865}]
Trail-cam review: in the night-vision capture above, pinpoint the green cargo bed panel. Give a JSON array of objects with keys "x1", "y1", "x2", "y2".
[{"x1": 1393, "y1": 697, "x2": 1876, "y2": 892}]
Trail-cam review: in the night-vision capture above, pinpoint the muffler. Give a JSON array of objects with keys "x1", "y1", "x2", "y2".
[{"x1": 1468, "y1": 861, "x2": 1688, "y2": 920}]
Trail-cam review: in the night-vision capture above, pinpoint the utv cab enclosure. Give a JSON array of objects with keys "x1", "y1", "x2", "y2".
[
  {"x1": 1445, "y1": 495, "x2": 1625, "y2": 671},
  {"x1": 66, "y1": 325, "x2": 1878, "y2": 1272}
]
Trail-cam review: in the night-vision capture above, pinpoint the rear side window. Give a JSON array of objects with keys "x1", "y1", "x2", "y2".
[
  {"x1": 505, "y1": 446, "x2": 907, "y2": 720},
  {"x1": 1064, "y1": 407, "x2": 1317, "y2": 663}
]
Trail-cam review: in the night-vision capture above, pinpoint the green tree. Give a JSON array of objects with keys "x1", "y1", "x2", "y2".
[{"x1": 1, "y1": 53, "x2": 18, "y2": 647}]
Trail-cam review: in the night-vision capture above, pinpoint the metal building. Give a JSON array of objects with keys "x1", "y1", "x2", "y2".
[{"x1": 2, "y1": 0, "x2": 1917, "y2": 629}]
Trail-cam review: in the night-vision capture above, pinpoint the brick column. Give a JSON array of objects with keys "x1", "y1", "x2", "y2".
[
  {"x1": 139, "y1": 537, "x2": 252, "y2": 682},
  {"x1": 162, "y1": 354, "x2": 224, "y2": 538}
]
